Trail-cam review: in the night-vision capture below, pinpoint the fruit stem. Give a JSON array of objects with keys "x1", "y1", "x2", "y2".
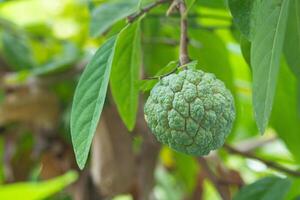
[{"x1": 178, "y1": 0, "x2": 190, "y2": 66}]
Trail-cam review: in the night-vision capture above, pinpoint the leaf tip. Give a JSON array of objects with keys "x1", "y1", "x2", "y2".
[
  {"x1": 74, "y1": 150, "x2": 88, "y2": 170},
  {"x1": 257, "y1": 119, "x2": 268, "y2": 135}
]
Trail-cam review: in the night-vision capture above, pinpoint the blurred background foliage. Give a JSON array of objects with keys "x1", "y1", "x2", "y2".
[{"x1": 0, "y1": 0, "x2": 299, "y2": 199}]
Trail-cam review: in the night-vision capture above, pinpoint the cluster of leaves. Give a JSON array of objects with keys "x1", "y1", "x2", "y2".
[
  {"x1": 72, "y1": 0, "x2": 300, "y2": 199},
  {"x1": 0, "y1": 0, "x2": 300, "y2": 199}
]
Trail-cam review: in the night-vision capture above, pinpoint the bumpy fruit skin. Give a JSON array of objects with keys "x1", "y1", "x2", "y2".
[{"x1": 144, "y1": 69, "x2": 235, "y2": 156}]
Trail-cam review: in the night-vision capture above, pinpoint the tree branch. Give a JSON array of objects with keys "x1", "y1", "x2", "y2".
[
  {"x1": 127, "y1": 0, "x2": 170, "y2": 23},
  {"x1": 147, "y1": 13, "x2": 232, "y2": 21},
  {"x1": 178, "y1": 0, "x2": 189, "y2": 65},
  {"x1": 224, "y1": 144, "x2": 300, "y2": 177}
]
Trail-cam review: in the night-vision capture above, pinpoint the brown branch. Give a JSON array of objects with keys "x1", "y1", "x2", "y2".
[
  {"x1": 224, "y1": 144, "x2": 300, "y2": 177},
  {"x1": 147, "y1": 13, "x2": 232, "y2": 21},
  {"x1": 231, "y1": 135, "x2": 277, "y2": 152},
  {"x1": 178, "y1": 0, "x2": 189, "y2": 65},
  {"x1": 198, "y1": 157, "x2": 230, "y2": 200},
  {"x1": 127, "y1": 0, "x2": 170, "y2": 23}
]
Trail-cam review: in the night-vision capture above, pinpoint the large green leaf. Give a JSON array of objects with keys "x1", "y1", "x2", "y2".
[
  {"x1": 1, "y1": 31, "x2": 36, "y2": 70},
  {"x1": 110, "y1": 20, "x2": 142, "y2": 131},
  {"x1": 271, "y1": 62, "x2": 300, "y2": 162},
  {"x1": 233, "y1": 176, "x2": 291, "y2": 200},
  {"x1": 228, "y1": 0, "x2": 257, "y2": 40},
  {"x1": 0, "y1": 171, "x2": 77, "y2": 200},
  {"x1": 90, "y1": 1, "x2": 137, "y2": 37},
  {"x1": 284, "y1": 0, "x2": 300, "y2": 79},
  {"x1": 251, "y1": 0, "x2": 290, "y2": 133},
  {"x1": 189, "y1": 29, "x2": 235, "y2": 93},
  {"x1": 71, "y1": 37, "x2": 116, "y2": 169}
]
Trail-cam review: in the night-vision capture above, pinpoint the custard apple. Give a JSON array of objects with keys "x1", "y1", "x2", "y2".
[{"x1": 144, "y1": 69, "x2": 235, "y2": 156}]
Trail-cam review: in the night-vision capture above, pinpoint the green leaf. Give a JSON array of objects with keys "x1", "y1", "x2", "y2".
[
  {"x1": 233, "y1": 176, "x2": 291, "y2": 200},
  {"x1": 139, "y1": 60, "x2": 179, "y2": 92},
  {"x1": 189, "y1": 29, "x2": 235, "y2": 93},
  {"x1": 138, "y1": 0, "x2": 154, "y2": 9},
  {"x1": 286, "y1": 178, "x2": 300, "y2": 200},
  {"x1": 271, "y1": 61, "x2": 300, "y2": 163},
  {"x1": 71, "y1": 36, "x2": 116, "y2": 169},
  {"x1": 251, "y1": 0, "x2": 290, "y2": 133},
  {"x1": 0, "y1": 171, "x2": 77, "y2": 200},
  {"x1": 1, "y1": 31, "x2": 36, "y2": 70},
  {"x1": 186, "y1": 0, "x2": 196, "y2": 14},
  {"x1": 228, "y1": 0, "x2": 257, "y2": 40},
  {"x1": 283, "y1": 0, "x2": 300, "y2": 79},
  {"x1": 90, "y1": 1, "x2": 137, "y2": 37},
  {"x1": 110, "y1": 20, "x2": 142, "y2": 131},
  {"x1": 198, "y1": 0, "x2": 227, "y2": 8},
  {"x1": 140, "y1": 60, "x2": 198, "y2": 92}
]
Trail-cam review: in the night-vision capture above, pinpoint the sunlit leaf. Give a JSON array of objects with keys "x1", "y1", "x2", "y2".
[
  {"x1": 90, "y1": 1, "x2": 137, "y2": 37},
  {"x1": 198, "y1": 0, "x2": 226, "y2": 8},
  {"x1": 110, "y1": 20, "x2": 141, "y2": 131},
  {"x1": 71, "y1": 37, "x2": 116, "y2": 169},
  {"x1": 0, "y1": 171, "x2": 77, "y2": 200},
  {"x1": 251, "y1": 0, "x2": 290, "y2": 133},
  {"x1": 233, "y1": 176, "x2": 291, "y2": 200},
  {"x1": 283, "y1": 0, "x2": 300, "y2": 79},
  {"x1": 189, "y1": 29, "x2": 235, "y2": 93}
]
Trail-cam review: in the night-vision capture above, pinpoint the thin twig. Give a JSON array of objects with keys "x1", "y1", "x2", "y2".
[
  {"x1": 148, "y1": 13, "x2": 232, "y2": 21},
  {"x1": 232, "y1": 135, "x2": 277, "y2": 152},
  {"x1": 198, "y1": 157, "x2": 230, "y2": 200},
  {"x1": 178, "y1": 0, "x2": 189, "y2": 65},
  {"x1": 224, "y1": 144, "x2": 300, "y2": 177},
  {"x1": 127, "y1": 0, "x2": 170, "y2": 23}
]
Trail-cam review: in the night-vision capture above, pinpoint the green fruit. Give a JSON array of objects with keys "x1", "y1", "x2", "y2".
[{"x1": 144, "y1": 69, "x2": 235, "y2": 156}]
